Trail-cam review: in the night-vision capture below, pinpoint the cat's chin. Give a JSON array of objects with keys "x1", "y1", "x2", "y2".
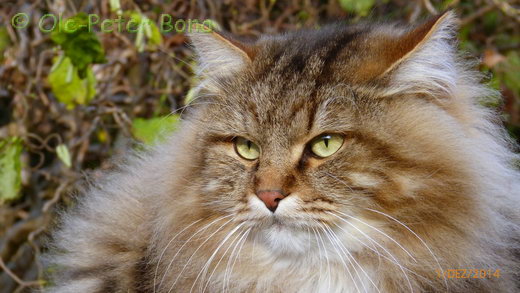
[
  {"x1": 245, "y1": 194, "x2": 333, "y2": 257},
  {"x1": 255, "y1": 221, "x2": 313, "y2": 257}
]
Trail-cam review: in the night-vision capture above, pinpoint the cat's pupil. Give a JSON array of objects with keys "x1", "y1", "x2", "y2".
[
  {"x1": 247, "y1": 140, "x2": 252, "y2": 149},
  {"x1": 324, "y1": 137, "x2": 329, "y2": 148}
]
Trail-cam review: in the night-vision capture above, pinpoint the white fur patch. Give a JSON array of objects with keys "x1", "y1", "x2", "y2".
[{"x1": 348, "y1": 172, "x2": 382, "y2": 188}]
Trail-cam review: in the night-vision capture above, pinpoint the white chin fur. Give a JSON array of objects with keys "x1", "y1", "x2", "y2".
[
  {"x1": 247, "y1": 195, "x2": 365, "y2": 259},
  {"x1": 247, "y1": 195, "x2": 311, "y2": 256}
]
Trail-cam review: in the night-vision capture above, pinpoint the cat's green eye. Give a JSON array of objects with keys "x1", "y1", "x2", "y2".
[
  {"x1": 310, "y1": 134, "x2": 344, "y2": 158},
  {"x1": 234, "y1": 137, "x2": 260, "y2": 160}
]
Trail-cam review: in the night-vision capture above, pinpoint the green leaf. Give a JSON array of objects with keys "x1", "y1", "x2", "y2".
[
  {"x1": 0, "y1": 137, "x2": 23, "y2": 203},
  {"x1": 56, "y1": 144, "x2": 72, "y2": 168},
  {"x1": 185, "y1": 61, "x2": 200, "y2": 105},
  {"x1": 147, "y1": 18, "x2": 163, "y2": 47},
  {"x1": 109, "y1": 0, "x2": 122, "y2": 15},
  {"x1": 441, "y1": 0, "x2": 455, "y2": 9},
  {"x1": 339, "y1": 0, "x2": 375, "y2": 16},
  {"x1": 482, "y1": 11, "x2": 499, "y2": 33},
  {"x1": 501, "y1": 51, "x2": 520, "y2": 95},
  {"x1": 0, "y1": 26, "x2": 11, "y2": 63},
  {"x1": 184, "y1": 87, "x2": 198, "y2": 105},
  {"x1": 50, "y1": 13, "x2": 106, "y2": 78},
  {"x1": 201, "y1": 19, "x2": 221, "y2": 31},
  {"x1": 48, "y1": 56, "x2": 97, "y2": 109},
  {"x1": 297, "y1": 10, "x2": 310, "y2": 21},
  {"x1": 132, "y1": 115, "x2": 180, "y2": 145},
  {"x1": 128, "y1": 12, "x2": 163, "y2": 52}
]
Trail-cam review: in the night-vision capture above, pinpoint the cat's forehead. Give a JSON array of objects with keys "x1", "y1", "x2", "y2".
[
  {"x1": 200, "y1": 22, "x2": 417, "y2": 142},
  {"x1": 215, "y1": 78, "x2": 362, "y2": 147},
  {"x1": 248, "y1": 24, "x2": 403, "y2": 86},
  {"x1": 223, "y1": 25, "x2": 388, "y2": 118}
]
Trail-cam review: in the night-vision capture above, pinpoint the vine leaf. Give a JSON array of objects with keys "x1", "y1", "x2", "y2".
[
  {"x1": 48, "y1": 56, "x2": 96, "y2": 109},
  {"x1": 0, "y1": 137, "x2": 23, "y2": 204},
  {"x1": 56, "y1": 144, "x2": 72, "y2": 168},
  {"x1": 132, "y1": 116, "x2": 180, "y2": 145}
]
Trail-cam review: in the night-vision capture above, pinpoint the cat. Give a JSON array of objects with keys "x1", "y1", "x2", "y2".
[{"x1": 45, "y1": 11, "x2": 520, "y2": 293}]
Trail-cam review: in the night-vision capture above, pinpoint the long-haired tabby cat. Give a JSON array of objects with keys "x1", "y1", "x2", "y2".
[{"x1": 46, "y1": 11, "x2": 520, "y2": 292}]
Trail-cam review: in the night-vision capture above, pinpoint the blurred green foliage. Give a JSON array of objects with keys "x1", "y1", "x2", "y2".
[
  {"x1": 50, "y1": 13, "x2": 106, "y2": 78},
  {"x1": 0, "y1": 26, "x2": 10, "y2": 63},
  {"x1": 128, "y1": 11, "x2": 163, "y2": 52},
  {"x1": 339, "y1": 0, "x2": 377, "y2": 16},
  {"x1": 0, "y1": 137, "x2": 23, "y2": 203},
  {"x1": 132, "y1": 115, "x2": 180, "y2": 145},
  {"x1": 56, "y1": 144, "x2": 72, "y2": 168},
  {"x1": 48, "y1": 56, "x2": 97, "y2": 109}
]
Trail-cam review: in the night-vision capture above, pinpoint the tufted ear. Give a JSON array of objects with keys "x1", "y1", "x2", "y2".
[
  {"x1": 374, "y1": 11, "x2": 459, "y2": 97},
  {"x1": 188, "y1": 27, "x2": 255, "y2": 79}
]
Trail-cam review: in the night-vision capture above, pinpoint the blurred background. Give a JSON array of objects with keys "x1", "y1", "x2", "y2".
[{"x1": 0, "y1": 0, "x2": 519, "y2": 292}]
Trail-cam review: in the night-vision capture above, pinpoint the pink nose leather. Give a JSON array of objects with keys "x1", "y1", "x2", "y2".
[{"x1": 256, "y1": 190, "x2": 285, "y2": 212}]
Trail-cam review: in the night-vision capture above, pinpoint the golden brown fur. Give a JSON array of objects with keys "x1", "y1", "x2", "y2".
[{"x1": 45, "y1": 12, "x2": 520, "y2": 292}]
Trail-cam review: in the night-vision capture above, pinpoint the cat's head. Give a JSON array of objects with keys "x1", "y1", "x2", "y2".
[{"x1": 179, "y1": 12, "x2": 489, "y2": 258}]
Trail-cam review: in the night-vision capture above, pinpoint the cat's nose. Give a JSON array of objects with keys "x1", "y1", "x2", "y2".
[{"x1": 256, "y1": 190, "x2": 285, "y2": 212}]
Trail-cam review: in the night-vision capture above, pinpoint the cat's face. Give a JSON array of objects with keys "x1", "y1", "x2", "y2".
[
  {"x1": 183, "y1": 13, "x2": 478, "y2": 258},
  {"x1": 192, "y1": 79, "x2": 383, "y2": 255}
]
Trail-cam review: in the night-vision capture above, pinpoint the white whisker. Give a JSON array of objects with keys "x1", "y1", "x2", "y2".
[
  {"x1": 317, "y1": 223, "x2": 362, "y2": 293},
  {"x1": 225, "y1": 228, "x2": 251, "y2": 292},
  {"x1": 335, "y1": 211, "x2": 417, "y2": 262},
  {"x1": 159, "y1": 214, "x2": 232, "y2": 290},
  {"x1": 311, "y1": 227, "x2": 324, "y2": 288},
  {"x1": 166, "y1": 216, "x2": 235, "y2": 293},
  {"x1": 330, "y1": 220, "x2": 437, "y2": 289},
  {"x1": 315, "y1": 226, "x2": 332, "y2": 292},
  {"x1": 198, "y1": 223, "x2": 246, "y2": 293},
  {"x1": 364, "y1": 207, "x2": 448, "y2": 291},
  {"x1": 321, "y1": 223, "x2": 367, "y2": 293},
  {"x1": 328, "y1": 212, "x2": 414, "y2": 293},
  {"x1": 221, "y1": 230, "x2": 246, "y2": 293},
  {"x1": 329, "y1": 221, "x2": 388, "y2": 267},
  {"x1": 324, "y1": 223, "x2": 383, "y2": 293},
  {"x1": 153, "y1": 218, "x2": 203, "y2": 293}
]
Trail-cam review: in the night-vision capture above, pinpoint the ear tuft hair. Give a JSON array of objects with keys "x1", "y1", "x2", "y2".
[
  {"x1": 188, "y1": 28, "x2": 254, "y2": 79},
  {"x1": 381, "y1": 11, "x2": 460, "y2": 98}
]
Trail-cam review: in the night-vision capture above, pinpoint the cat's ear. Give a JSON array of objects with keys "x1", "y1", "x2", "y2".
[
  {"x1": 187, "y1": 26, "x2": 255, "y2": 79},
  {"x1": 377, "y1": 11, "x2": 459, "y2": 97}
]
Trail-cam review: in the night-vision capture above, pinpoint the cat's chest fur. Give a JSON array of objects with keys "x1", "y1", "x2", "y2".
[
  {"x1": 209, "y1": 254, "x2": 376, "y2": 293},
  {"x1": 155, "y1": 223, "x2": 378, "y2": 293}
]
